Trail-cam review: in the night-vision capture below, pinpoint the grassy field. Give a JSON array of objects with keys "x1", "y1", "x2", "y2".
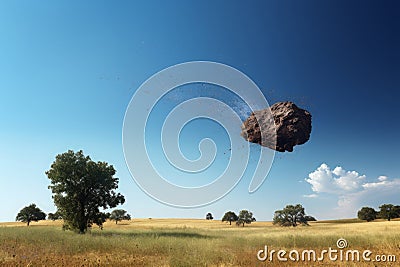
[{"x1": 0, "y1": 219, "x2": 399, "y2": 266}]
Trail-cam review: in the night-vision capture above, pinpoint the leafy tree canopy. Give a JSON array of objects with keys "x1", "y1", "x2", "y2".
[
  {"x1": 48, "y1": 210, "x2": 63, "y2": 221},
  {"x1": 46, "y1": 150, "x2": 125, "y2": 233},
  {"x1": 222, "y1": 211, "x2": 238, "y2": 225},
  {"x1": 379, "y1": 204, "x2": 400, "y2": 221},
  {"x1": 109, "y1": 209, "x2": 131, "y2": 224},
  {"x1": 236, "y1": 210, "x2": 255, "y2": 227},
  {"x1": 16, "y1": 204, "x2": 46, "y2": 226},
  {"x1": 273, "y1": 204, "x2": 308, "y2": 227},
  {"x1": 357, "y1": 207, "x2": 377, "y2": 222}
]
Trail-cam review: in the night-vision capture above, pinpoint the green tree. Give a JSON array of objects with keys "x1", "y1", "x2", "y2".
[
  {"x1": 46, "y1": 150, "x2": 125, "y2": 233},
  {"x1": 95, "y1": 212, "x2": 111, "y2": 230},
  {"x1": 16, "y1": 204, "x2": 46, "y2": 226},
  {"x1": 379, "y1": 204, "x2": 399, "y2": 221},
  {"x1": 109, "y1": 209, "x2": 131, "y2": 224},
  {"x1": 48, "y1": 210, "x2": 63, "y2": 221},
  {"x1": 222, "y1": 211, "x2": 238, "y2": 225},
  {"x1": 206, "y1": 213, "x2": 213, "y2": 220},
  {"x1": 394, "y1": 205, "x2": 400, "y2": 217},
  {"x1": 236, "y1": 210, "x2": 255, "y2": 227},
  {"x1": 273, "y1": 204, "x2": 308, "y2": 227},
  {"x1": 357, "y1": 207, "x2": 377, "y2": 222}
]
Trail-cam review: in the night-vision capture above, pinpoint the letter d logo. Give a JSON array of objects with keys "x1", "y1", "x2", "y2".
[{"x1": 257, "y1": 245, "x2": 268, "y2": 261}]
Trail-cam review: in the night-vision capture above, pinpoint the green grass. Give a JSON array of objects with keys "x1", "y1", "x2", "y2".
[{"x1": 0, "y1": 219, "x2": 399, "y2": 266}]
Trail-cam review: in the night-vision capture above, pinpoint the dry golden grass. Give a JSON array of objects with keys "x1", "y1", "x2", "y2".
[{"x1": 0, "y1": 218, "x2": 399, "y2": 266}]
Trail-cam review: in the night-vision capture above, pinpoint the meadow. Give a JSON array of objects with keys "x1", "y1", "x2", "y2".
[{"x1": 0, "y1": 219, "x2": 399, "y2": 266}]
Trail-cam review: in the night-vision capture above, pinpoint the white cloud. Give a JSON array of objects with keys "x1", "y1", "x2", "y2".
[
  {"x1": 305, "y1": 163, "x2": 365, "y2": 194},
  {"x1": 378, "y1": 175, "x2": 388, "y2": 181},
  {"x1": 305, "y1": 163, "x2": 400, "y2": 219},
  {"x1": 303, "y1": 194, "x2": 318, "y2": 198}
]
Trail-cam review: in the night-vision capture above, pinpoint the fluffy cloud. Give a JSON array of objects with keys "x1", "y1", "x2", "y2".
[
  {"x1": 305, "y1": 163, "x2": 365, "y2": 194},
  {"x1": 304, "y1": 163, "x2": 400, "y2": 218}
]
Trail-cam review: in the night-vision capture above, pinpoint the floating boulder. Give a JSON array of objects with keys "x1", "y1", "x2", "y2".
[{"x1": 241, "y1": 101, "x2": 312, "y2": 152}]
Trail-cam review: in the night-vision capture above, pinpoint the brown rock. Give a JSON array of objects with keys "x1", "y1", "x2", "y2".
[{"x1": 241, "y1": 101, "x2": 312, "y2": 152}]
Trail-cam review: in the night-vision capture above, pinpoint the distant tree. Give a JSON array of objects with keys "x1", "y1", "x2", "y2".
[
  {"x1": 46, "y1": 150, "x2": 125, "y2": 233},
  {"x1": 109, "y1": 209, "x2": 131, "y2": 224},
  {"x1": 222, "y1": 211, "x2": 238, "y2": 225},
  {"x1": 16, "y1": 204, "x2": 46, "y2": 226},
  {"x1": 96, "y1": 212, "x2": 112, "y2": 229},
  {"x1": 379, "y1": 204, "x2": 400, "y2": 221},
  {"x1": 48, "y1": 211, "x2": 63, "y2": 221},
  {"x1": 206, "y1": 213, "x2": 214, "y2": 220},
  {"x1": 357, "y1": 207, "x2": 377, "y2": 222},
  {"x1": 394, "y1": 205, "x2": 400, "y2": 217},
  {"x1": 236, "y1": 210, "x2": 255, "y2": 227},
  {"x1": 304, "y1": 215, "x2": 317, "y2": 222},
  {"x1": 273, "y1": 204, "x2": 308, "y2": 227}
]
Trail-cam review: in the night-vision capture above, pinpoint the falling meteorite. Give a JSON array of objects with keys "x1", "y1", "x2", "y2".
[{"x1": 241, "y1": 101, "x2": 312, "y2": 152}]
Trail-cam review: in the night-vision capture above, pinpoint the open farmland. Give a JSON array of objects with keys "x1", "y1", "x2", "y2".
[{"x1": 0, "y1": 219, "x2": 399, "y2": 266}]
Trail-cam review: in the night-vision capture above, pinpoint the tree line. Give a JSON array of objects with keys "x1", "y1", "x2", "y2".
[
  {"x1": 218, "y1": 210, "x2": 256, "y2": 227},
  {"x1": 16, "y1": 204, "x2": 131, "y2": 227},
  {"x1": 208, "y1": 204, "x2": 316, "y2": 227},
  {"x1": 357, "y1": 204, "x2": 400, "y2": 222}
]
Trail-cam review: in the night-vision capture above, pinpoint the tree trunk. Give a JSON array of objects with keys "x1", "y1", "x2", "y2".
[
  {"x1": 116, "y1": 220, "x2": 118, "y2": 224},
  {"x1": 78, "y1": 218, "x2": 86, "y2": 234},
  {"x1": 229, "y1": 221, "x2": 231, "y2": 225},
  {"x1": 242, "y1": 223, "x2": 244, "y2": 227},
  {"x1": 77, "y1": 200, "x2": 87, "y2": 234},
  {"x1": 79, "y1": 223, "x2": 86, "y2": 234},
  {"x1": 27, "y1": 220, "x2": 30, "y2": 226}
]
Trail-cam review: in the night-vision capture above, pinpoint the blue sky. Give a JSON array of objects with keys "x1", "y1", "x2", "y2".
[{"x1": 0, "y1": 1, "x2": 399, "y2": 222}]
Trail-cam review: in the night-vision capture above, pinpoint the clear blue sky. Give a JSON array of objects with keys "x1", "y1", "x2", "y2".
[{"x1": 0, "y1": 0, "x2": 399, "y2": 222}]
